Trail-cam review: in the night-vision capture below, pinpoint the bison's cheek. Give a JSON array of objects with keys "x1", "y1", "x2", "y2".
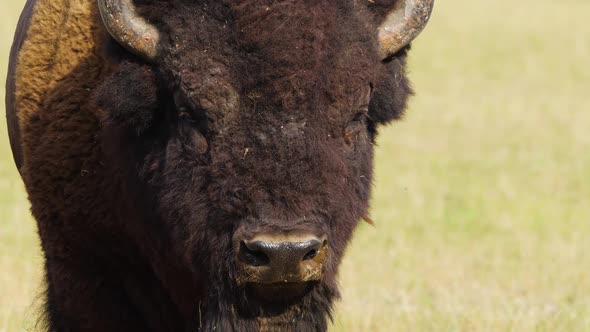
[
  {"x1": 322, "y1": 156, "x2": 373, "y2": 283},
  {"x1": 121, "y1": 136, "x2": 215, "y2": 274}
]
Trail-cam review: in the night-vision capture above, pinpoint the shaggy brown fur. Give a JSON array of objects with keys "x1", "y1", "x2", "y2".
[{"x1": 7, "y1": 0, "x2": 414, "y2": 331}]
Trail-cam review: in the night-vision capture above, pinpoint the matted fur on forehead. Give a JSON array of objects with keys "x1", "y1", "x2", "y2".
[
  {"x1": 150, "y1": 0, "x2": 381, "y2": 108},
  {"x1": 139, "y1": 0, "x2": 410, "y2": 122},
  {"x1": 230, "y1": 0, "x2": 381, "y2": 67},
  {"x1": 231, "y1": 0, "x2": 381, "y2": 111}
]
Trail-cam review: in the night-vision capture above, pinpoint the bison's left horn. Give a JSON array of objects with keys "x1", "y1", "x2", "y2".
[
  {"x1": 97, "y1": 0, "x2": 160, "y2": 61},
  {"x1": 378, "y1": 0, "x2": 435, "y2": 59}
]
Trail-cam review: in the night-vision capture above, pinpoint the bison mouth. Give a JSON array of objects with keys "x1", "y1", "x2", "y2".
[
  {"x1": 245, "y1": 282, "x2": 315, "y2": 303},
  {"x1": 226, "y1": 281, "x2": 331, "y2": 330},
  {"x1": 231, "y1": 232, "x2": 328, "y2": 305}
]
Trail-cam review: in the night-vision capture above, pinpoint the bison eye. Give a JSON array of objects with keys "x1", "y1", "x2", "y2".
[
  {"x1": 344, "y1": 109, "x2": 369, "y2": 145},
  {"x1": 173, "y1": 90, "x2": 209, "y2": 132}
]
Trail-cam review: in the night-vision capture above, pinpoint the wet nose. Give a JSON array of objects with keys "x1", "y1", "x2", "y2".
[
  {"x1": 236, "y1": 234, "x2": 328, "y2": 284},
  {"x1": 241, "y1": 238, "x2": 323, "y2": 267}
]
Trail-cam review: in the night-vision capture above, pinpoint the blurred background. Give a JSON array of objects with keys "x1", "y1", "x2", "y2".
[{"x1": 1, "y1": 0, "x2": 589, "y2": 331}]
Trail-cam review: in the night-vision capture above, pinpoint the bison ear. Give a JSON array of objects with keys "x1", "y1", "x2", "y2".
[
  {"x1": 368, "y1": 57, "x2": 414, "y2": 126},
  {"x1": 93, "y1": 61, "x2": 160, "y2": 135}
]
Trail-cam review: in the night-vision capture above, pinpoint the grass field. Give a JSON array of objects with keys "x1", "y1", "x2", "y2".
[{"x1": 1, "y1": 0, "x2": 589, "y2": 331}]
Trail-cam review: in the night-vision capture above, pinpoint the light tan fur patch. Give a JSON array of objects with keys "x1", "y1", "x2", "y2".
[{"x1": 14, "y1": 0, "x2": 107, "y2": 168}]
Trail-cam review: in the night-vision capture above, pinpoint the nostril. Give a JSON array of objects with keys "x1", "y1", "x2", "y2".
[
  {"x1": 302, "y1": 239, "x2": 327, "y2": 261},
  {"x1": 303, "y1": 249, "x2": 317, "y2": 261},
  {"x1": 239, "y1": 241, "x2": 270, "y2": 266}
]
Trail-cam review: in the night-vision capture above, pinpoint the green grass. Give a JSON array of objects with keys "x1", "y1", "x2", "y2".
[{"x1": 1, "y1": 0, "x2": 590, "y2": 331}]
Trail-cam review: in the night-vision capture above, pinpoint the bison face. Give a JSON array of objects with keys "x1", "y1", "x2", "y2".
[{"x1": 94, "y1": 0, "x2": 432, "y2": 329}]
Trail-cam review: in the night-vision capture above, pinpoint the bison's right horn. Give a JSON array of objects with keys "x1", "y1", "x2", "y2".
[
  {"x1": 98, "y1": 0, "x2": 160, "y2": 61},
  {"x1": 378, "y1": 0, "x2": 435, "y2": 59}
]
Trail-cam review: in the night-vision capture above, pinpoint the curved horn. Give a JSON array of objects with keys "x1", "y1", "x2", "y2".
[
  {"x1": 97, "y1": 0, "x2": 160, "y2": 61},
  {"x1": 378, "y1": 0, "x2": 435, "y2": 58}
]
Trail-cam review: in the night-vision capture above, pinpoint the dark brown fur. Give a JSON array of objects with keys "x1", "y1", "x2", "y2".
[{"x1": 7, "y1": 0, "x2": 413, "y2": 331}]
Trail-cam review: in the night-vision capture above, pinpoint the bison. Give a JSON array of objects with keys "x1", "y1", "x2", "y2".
[{"x1": 6, "y1": 0, "x2": 434, "y2": 330}]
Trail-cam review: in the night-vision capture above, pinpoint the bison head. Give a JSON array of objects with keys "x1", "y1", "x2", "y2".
[{"x1": 94, "y1": 0, "x2": 433, "y2": 330}]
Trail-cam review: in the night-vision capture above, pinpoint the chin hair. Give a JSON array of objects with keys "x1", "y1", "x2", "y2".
[{"x1": 198, "y1": 281, "x2": 339, "y2": 332}]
